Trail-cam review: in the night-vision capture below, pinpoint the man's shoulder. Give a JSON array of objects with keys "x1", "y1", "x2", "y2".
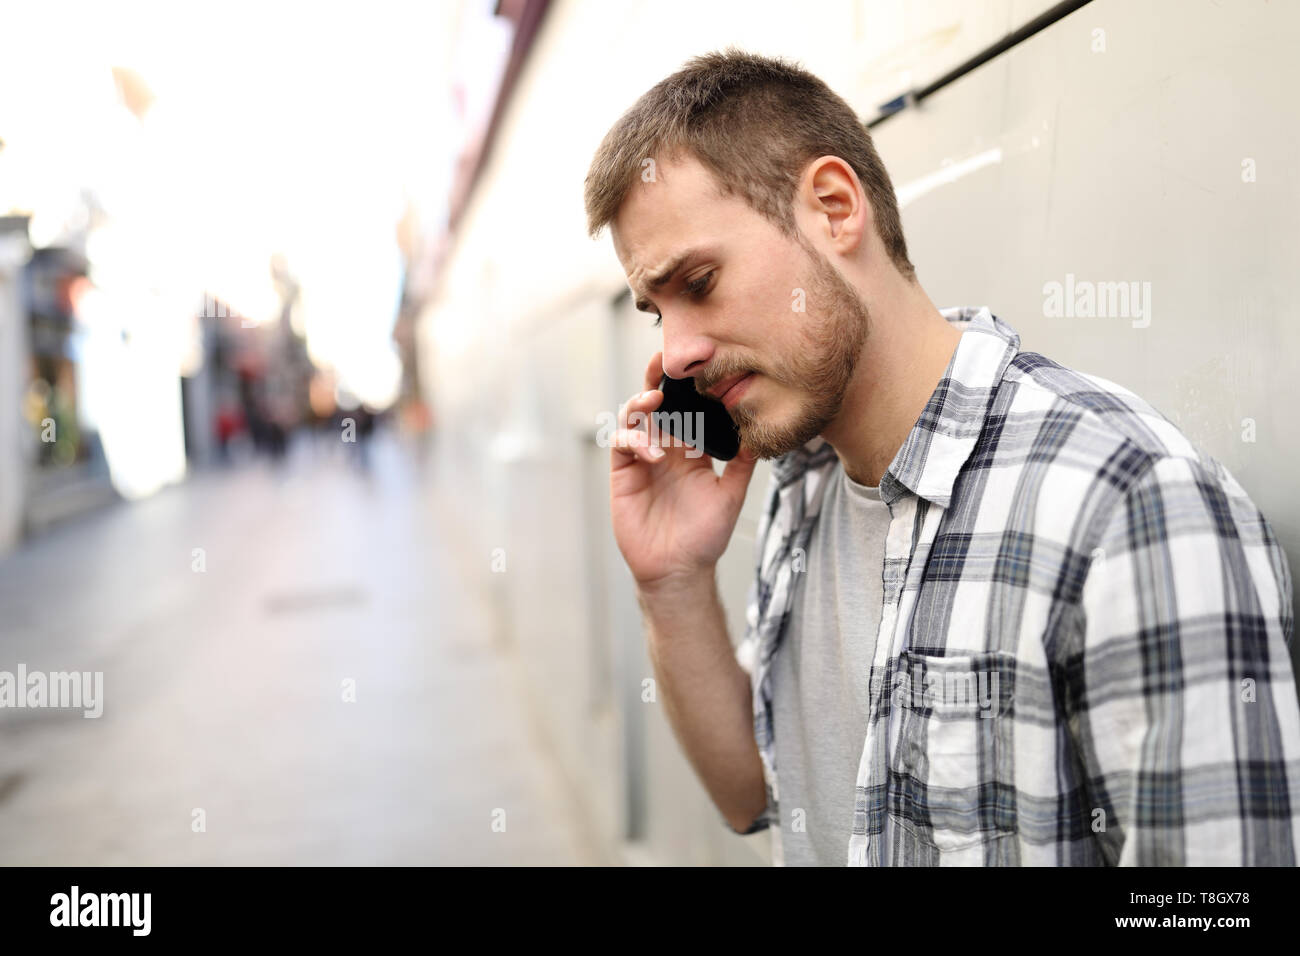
[
  {"x1": 997, "y1": 349, "x2": 1220, "y2": 482},
  {"x1": 982, "y1": 349, "x2": 1270, "y2": 553}
]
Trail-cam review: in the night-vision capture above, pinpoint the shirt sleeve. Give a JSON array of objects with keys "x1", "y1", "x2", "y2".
[
  {"x1": 722, "y1": 470, "x2": 780, "y2": 837},
  {"x1": 1068, "y1": 453, "x2": 1300, "y2": 865},
  {"x1": 733, "y1": 463, "x2": 783, "y2": 681}
]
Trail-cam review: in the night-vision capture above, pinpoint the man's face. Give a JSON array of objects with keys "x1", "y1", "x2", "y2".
[{"x1": 611, "y1": 152, "x2": 869, "y2": 460}]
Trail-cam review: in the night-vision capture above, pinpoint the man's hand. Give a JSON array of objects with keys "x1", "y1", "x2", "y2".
[{"x1": 608, "y1": 350, "x2": 759, "y2": 590}]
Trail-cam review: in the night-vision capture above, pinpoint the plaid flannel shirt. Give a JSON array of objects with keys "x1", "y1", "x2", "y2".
[{"x1": 731, "y1": 305, "x2": 1299, "y2": 865}]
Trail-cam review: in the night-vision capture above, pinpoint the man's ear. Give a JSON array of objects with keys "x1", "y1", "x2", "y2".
[{"x1": 802, "y1": 156, "x2": 868, "y2": 254}]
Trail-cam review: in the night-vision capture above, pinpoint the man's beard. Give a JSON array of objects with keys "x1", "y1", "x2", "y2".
[{"x1": 727, "y1": 239, "x2": 869, "y2": 460}]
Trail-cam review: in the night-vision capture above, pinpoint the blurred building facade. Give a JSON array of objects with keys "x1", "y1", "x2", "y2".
[
  {"x1": 1, "y1": 10, "x2": 449, "y2": 553},
  {"x1": 0, "y1": 215, "x2": 31, "y2": 553},
  {"x1": 0, "y1": 215, "x2": 121, "y2": 550}
]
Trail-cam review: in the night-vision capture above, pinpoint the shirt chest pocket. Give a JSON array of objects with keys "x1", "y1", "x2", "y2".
[{"x1": 885, "y1": 648, "x2": 1018, "y2": 860}]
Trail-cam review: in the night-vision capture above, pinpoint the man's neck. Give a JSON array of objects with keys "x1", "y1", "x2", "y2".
[{"x1": 821, "y1": 292, "x2": 964, "y2": 488}]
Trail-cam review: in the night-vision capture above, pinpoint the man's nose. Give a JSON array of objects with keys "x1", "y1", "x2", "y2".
[{"x1": 660, "y1": 328, "x2": 714, "y2": 381}]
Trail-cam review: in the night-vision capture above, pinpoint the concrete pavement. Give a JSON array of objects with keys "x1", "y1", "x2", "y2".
[{"x1": 0, "y1": 431, "x2": 601, "y2": 865}]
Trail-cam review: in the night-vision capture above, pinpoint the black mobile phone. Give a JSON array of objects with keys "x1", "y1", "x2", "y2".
[{"x1": 654, "y1": 373, "x2": 742, "y2": 461}]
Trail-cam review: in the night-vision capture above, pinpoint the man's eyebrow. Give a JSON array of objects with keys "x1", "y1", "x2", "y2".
[{"x1": 631, "y1": 248, "x2": 702, "y2": 312}]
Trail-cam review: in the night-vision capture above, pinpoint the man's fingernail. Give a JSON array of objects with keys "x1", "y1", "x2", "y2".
[{"x1": 649, "y1": 446, "x2": 665, "y2": 459}]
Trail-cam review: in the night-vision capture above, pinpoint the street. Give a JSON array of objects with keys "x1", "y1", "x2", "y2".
[{"x1": 0, "y1": 433, "x2": 599, "y2": 865}]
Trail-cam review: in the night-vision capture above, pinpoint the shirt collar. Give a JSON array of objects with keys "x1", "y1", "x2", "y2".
[{"x1": 769, "y1": 306, "x2": 1021, "y2": 510}]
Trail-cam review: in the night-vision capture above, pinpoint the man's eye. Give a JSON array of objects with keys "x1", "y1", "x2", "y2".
[
  {"x1": 650, "y1": 272, "x2": 712, "y2": 328},
  {"x1": 685, "y1": 271, "x2": 714, "y2": 297}
]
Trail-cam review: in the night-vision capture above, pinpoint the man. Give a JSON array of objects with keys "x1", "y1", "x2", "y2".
[{"x1": 585, "y1": 48, "x2": 1299, "y2": 865}]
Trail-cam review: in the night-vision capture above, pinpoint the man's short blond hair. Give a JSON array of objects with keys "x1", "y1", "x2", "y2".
[{"x1": 583, "y1": 47, "x2": 916, "y2": 283}]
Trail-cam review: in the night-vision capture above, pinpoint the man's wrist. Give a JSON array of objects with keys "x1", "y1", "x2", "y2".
[
  {"x1": 637, "y1": 567, "x2": 716, "y2": 598},
  {"x1": 635, "y1": 568, "x2": 720, "y2": 618}
]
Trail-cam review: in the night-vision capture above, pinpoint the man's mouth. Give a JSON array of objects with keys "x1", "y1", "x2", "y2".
[
  {"x1": 706, "y1": 371, "x2": 750, "y2": 401},
  {"x1": 716, "y1": 373, "x2": 755, "y2": 410}
]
